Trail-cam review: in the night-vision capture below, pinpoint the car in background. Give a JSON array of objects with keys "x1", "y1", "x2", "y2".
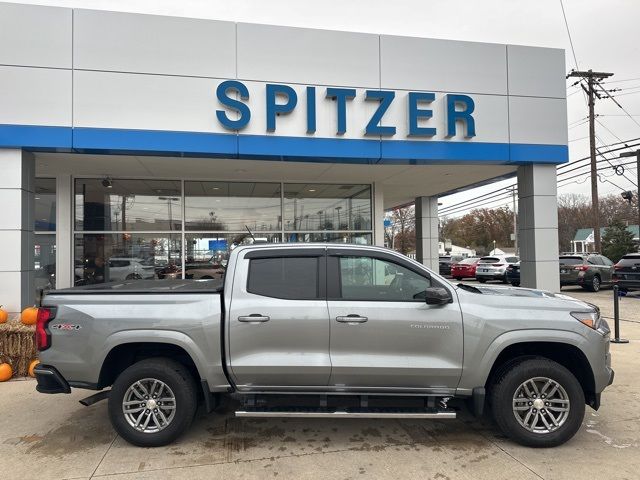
[
  {"x1": 475, "y1": 255, "x2": 519, "y2": 283},
  {"x1": 438, "y1": 256, "x2": 464, "y2": 277},
  {"x1": 450, "y1": 257, "x2": 480, "y2": 280},
  {"x1": 506, "y1": 262, "x2": 520, "y2": 286},
  {"x1": 559, "y1": 253, "x2": 614, "y2": 292},
  {"x1": 612, "y1": 253, "x2": 640, "y2": 291}
]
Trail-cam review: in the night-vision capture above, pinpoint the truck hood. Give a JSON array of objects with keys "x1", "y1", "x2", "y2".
[{"x1": 455, "y1": 283, "x2": 596, "y2": 312}]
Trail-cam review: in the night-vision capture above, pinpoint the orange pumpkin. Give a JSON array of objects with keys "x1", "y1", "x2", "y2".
[
  {"x1": 0, "y1": 362, "x2": 12, "y2": 382},
  {"x1": 0, "y1": 306, "x2": 7, "y2": 324},
  {"x1": 21, "y1": 306, "x2": 38, "y2": 326},
  {"x1": 28, "y1": 359, "x2": 40, "y2": 377}
]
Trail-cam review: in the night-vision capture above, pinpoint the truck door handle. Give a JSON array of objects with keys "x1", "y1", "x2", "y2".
[
  {"x1": 238, "y1": 314, "x2": 270, "y2": 323},
  {"x1": 336, "y1": 315, "x2": 368, "y2": 323}
]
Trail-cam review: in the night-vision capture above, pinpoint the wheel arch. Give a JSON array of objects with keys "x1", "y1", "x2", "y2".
[{"x1": 484, "y1": 341, "x2": 597, "y2": 408}]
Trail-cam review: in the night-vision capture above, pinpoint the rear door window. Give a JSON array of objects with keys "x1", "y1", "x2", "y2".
[{"x1": 248, "y1": 257, "x2": 320, "y2": 300}]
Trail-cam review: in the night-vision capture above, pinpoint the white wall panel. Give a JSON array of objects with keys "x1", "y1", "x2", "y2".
[
  {"x1": 237, "y1": 23, "x2": 379, "y2": 88},
  {"x1": 0, "y1": 66, "x2": 72, "y2": 126},
  {"x1": 0, "y1": 2, "x2": 71, "y2": 68},
  {"x1": 381, "y1": 36, "x2": 508, "y2": 95},
  {"x1": 508, "y1": 45, "x2": 565, "y2": 98},
  {"x1": 74, "y1": 9, "x2": 236, "y2": 78},
  {"x1": 74, "y1": 71, "x2": 229, "y2": 133},
  {"x1": 509, "y1": 96, "x2": 567, "y2": 145},
  {"x1": 240, "y1": 82, "x2": 381, "y2": 139},
  {"x1": 383, "y1": 90, "x2": 509, "y2": 143}
]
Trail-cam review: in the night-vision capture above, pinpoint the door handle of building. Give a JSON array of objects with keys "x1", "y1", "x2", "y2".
[
  {"x1": 336, "y1": 315, "x2": 368, "y2": 323},
  {"x1": 238, "y1": 314, "x2": 270, "y2": 323}
]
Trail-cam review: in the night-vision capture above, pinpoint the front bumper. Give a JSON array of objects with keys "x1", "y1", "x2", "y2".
[{"x1": 34, "y1": 364, "x2": 71, "y2": 394}]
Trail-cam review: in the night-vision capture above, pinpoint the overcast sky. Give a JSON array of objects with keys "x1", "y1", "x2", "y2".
[{"x1": 11, "y1": 0, "x2": 640, "y2": 216}]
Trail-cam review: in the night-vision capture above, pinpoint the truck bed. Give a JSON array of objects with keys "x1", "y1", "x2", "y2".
[{"x1": 48, "y1": 279, "x2": 223, "y2": 295}]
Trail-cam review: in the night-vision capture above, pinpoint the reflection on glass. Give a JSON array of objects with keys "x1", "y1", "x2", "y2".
[
  {"x1": 185, "y1": 182, "x2": 281, "y2": 231},
  {"x1": 75, "y1": 179, "x2": 182, "y2": 231},
  {"x1": 285, "y1": 232, "x2": 372, "y2": 245},
  {"x1": 35, "y1": 178, "x2": 56, "y2": 232},
  {"x1": 283, "y1": 184, "x2": 371, "y2": 231},
  {"x1": 186, "y1": 233, "x2": 282, "y2": 278},
  {"x1": 74, "y1": 234, "x2": 181, "y2": 285},
  {"x1": 35, "y1": 234, "x2": 56, "y2": 295}
]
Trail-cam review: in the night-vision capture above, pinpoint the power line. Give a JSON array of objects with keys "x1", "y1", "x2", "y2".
[{"x1": 559, "y1": 0, "x2": 579, "y2": 69}]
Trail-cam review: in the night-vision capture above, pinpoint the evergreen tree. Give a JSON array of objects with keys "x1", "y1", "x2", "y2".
[{"x1": 602, "y1": 219, "x2": 636, "y2": 262}]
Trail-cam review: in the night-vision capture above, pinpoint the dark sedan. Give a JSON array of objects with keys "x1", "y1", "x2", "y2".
[{"x1": 506, "y1": 262, "x2": 520, "y2": 286}]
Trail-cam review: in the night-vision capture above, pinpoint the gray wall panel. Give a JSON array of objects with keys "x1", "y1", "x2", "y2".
[
  {"x1": 381, "y1": 35, "x2": 508, "y2": 95},
  {"x1": 508, "y1": 45, "x2": 565, "y2": 98},
  {"x1": 237, "y1": 23, "x2": 379, "y2": 88},
  {"x1": 509, "y1": 96, "x2": 568, "y2": 145},
  {"x1": 0, "y1": 66, "x2": 71, "y2": 126},
  {"x1": 0, "y1": 2, "x2": 71, "y2": 68},
  {"x1": 73, "y1": 9, "x2": 236, "y2": 78}
]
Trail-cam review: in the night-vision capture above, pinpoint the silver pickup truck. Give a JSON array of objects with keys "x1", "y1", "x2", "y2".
[{"x1": 34, "y1": 244, "x2": 614, "y2": 448}]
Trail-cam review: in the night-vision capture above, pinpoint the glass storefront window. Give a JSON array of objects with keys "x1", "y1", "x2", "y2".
[
  {"x1": 283, "y1": 184, "x2": 371, "y2": 231},
  {"x1": 185, "y1": 181, "x2": 281, "y2": 231},
  {"x1": 35, "y1": 178, "x2": 56, "y2": 232},
  {"x1": 185, "y1": 233, "x2": 282, "y2": 278},
  {"x1": 35, "y1": 234, "x2": 56, "y2": 292},
  {"x1": 74, "y1": 233, "x2": 181, "y2": 285},
  {"x1": 75, "y1": 179, "x2": 182, "y2": 231},
  {"x1": 285, "y1": 232, "x2": 372, "y2": 244}
]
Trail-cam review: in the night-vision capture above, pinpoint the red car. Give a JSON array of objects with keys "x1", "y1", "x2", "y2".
[{"x1": 450, "y1": 257, "x2": 480, "y2": 280}]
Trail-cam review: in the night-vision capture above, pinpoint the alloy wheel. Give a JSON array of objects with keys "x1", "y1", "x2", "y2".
[
  {"x1": 122, "y1": 378, "x2": 177, "y2": 433},
  {"x1": 512, "y1": 376, "x2": 570, "y2": 434}
]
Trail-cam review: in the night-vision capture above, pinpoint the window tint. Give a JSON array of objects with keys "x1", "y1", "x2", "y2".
[
  {"x1": 479, "y1": 257, "x2": 499, "y2": 263},
  {"x1": 459, "y1": 257, "x2": 478, "y2": 265},
  {"x1": 506, "y1": 257, "x2": 519, "y2": 263},
  {"x1": 559, "y1": 256, "x2": 583, "y2": 265},
  {"x1": 339, "y1": 256, "x2": 431, "y2": 302},
  {"x1": 248, "y1": 257, "x2": 319, "y2": 300},
  {"x1": 600, "y1": 256, "x2": 614, "y2": 266},
  {"x1": 588, "y1": 256, "x2": 603, "y2": 265}
]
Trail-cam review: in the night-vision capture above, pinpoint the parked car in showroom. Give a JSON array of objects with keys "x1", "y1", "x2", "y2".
[
  {"x1": 559, "y1": 254, "x2": 614, "y2": 292},
  {"x1": 612, "y1": 253, "x2": 640, "y2": 291},
  {"x1": 450, "y1": 257, "x2": 480, "y2": 280},
  {"x1": 475, "y1": 255, "x2": 519, "y2": 283},
  {"x1": 506, "y1": 262, "x2": 520, "y2": 286}
]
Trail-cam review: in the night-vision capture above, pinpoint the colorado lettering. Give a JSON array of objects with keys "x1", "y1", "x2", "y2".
[{"x1": 215, "y1": 80, "x2": 476, "y2": 138}]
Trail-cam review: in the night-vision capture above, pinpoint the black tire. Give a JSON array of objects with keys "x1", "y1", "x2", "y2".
[
  {"x1": 587, "y1": 275, "x2": 601, "y2": 292},
  {"x1": 108, "y1": 358, "x2": 198, "y2": 447},
  {"x1": 490, "y1": 358, "x2": 585, "y2": 447},
  {"x1": 125, "y1": 273, "x2": 142, "y2": 280},
  {"x1": 477, "y1": 278, "x2": 487, "y2": 283},
  {"x1": 511, "y1": 281, "x2": 520, "y2": 287},
  {"x1": 454, "y1": 277, "x2": 463, "y2": 281}
]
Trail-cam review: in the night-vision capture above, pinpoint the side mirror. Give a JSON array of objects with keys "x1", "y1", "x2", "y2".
[{"x1": 424, "y1": 287, "x2": 452, "y2": 305}]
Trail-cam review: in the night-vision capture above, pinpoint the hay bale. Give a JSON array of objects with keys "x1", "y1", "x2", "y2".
[{"x1": 0, "y1": 321, "x2": 37, "y2": 377}]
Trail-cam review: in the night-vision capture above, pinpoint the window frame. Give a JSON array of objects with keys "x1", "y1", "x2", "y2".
[
  {"x1": 246, "y1": 254, "x2": 326, "y2": 301},
  {"x1": 326, "y1": 248, "x2": 445, "y2": 303}
]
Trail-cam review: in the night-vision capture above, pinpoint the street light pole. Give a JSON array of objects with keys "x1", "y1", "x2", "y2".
[{"x1": 619, "y1": 150, "x2": 640, "y2": 250}]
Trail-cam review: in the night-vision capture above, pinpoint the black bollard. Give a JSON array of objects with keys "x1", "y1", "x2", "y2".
[{"x1": 611, "y1": 285, "x2": 629, "y2": 344}]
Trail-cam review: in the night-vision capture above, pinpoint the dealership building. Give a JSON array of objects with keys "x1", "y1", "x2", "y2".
[{"x1": 0, "y1": 2, "x2": 567, "y2": 312}]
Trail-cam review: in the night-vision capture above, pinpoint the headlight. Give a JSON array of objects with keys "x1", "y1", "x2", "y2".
[{"x1": 571, "y1": 310, "x2": 601, "y2": 330}]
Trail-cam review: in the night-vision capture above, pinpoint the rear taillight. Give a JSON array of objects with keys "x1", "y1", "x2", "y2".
[
  {"x1": 614, "y1": 264, "x2": 622, "y2": 270},
  {"x1": 573, "y1": 265, "x2": 589, "y2": 271},
  {"x1": 35, "y1": 307, "x2": 56, "y2": 351}
]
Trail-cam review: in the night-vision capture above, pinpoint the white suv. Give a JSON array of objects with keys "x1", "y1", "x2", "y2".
[{"x1": 475, "y1": 255, "x2": 519, "y2": 283}]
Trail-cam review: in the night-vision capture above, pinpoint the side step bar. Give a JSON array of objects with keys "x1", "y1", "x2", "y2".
[{"x1": 236, "y1": 410, "x2": 456, "y2": 419}]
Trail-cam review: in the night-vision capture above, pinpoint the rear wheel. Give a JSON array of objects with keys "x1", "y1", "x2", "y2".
[
  {"x1": 454, "y1": 277, "x2": 463, "y2": 281},
  {"x1": 511, "y1": 281, "x2": 520, "y2": 287},
  {"x1": 587, "y1": 275, "x2": 601, "y2": 292},
  {"x1": 490, "y1": 358, "x2": 584, "y2": 447},
  {"x1": 108, "y1": 358, "x2": 198, "y2": 447},
  {"x1": 478, "y1": 278, "x2": 487, "y2": 283}
]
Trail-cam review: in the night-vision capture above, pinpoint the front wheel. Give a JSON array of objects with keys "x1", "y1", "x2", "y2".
[
  {"x1": 490, "y1": 358, "x2": 585, "y2": 447},
  {"x1": 108, "y1": 358, "x2": 198, "y2": 447},
  {"x1": 587, "y1": 275, "x2": 601, "y2": 292}
]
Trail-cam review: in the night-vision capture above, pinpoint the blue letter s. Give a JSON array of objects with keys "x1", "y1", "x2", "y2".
[{"x1": 216, "y1": 80, "x2": 251, "y2": 130}]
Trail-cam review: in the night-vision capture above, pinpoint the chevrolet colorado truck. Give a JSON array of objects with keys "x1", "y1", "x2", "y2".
[{"x1": 34, "y1": 244, "x2": 614, "y2": 448}]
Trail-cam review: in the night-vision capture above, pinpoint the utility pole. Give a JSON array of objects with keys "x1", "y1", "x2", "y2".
[{"x1": 568, "y1": 69, "x2": 614, "y2": 252}]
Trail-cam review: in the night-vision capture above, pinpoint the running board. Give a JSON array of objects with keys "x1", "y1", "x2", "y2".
[{"x1": 235, "y1": 409, "x2": 456, "y2": 419}]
